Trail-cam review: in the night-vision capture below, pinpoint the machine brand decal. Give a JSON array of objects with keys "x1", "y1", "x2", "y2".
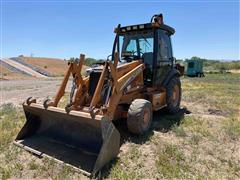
[{"x1": 120, "y1": 67, "x2": 142, "y2": 91}]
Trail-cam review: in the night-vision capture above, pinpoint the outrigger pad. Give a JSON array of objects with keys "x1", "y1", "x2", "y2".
[{"x1": 14, "y1": 104, "x2": 120, "y2": 176}]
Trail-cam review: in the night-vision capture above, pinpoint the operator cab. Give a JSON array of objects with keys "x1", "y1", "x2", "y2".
[
  {"x1": 119, "y1": 30, "x2": 154, "y2": 84},
  {"x1": 113, "y1": 14, "x2": 175, "y2": 86}
]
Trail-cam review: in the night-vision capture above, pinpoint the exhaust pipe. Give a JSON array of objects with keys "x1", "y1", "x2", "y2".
[{"x1": 14, "y1": 103, "x2": 120, "y2": 177}]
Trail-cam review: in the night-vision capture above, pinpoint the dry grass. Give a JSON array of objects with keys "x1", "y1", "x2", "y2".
[
  {"x1": 0, "y1": 73, "x2": 240, "y2": 179},
  {"x1": 1, "y1": 56, "x2": 89, "y2": 80},
  {"x1": 19, "y1": 57, "x2": 88, "y2": 76}
]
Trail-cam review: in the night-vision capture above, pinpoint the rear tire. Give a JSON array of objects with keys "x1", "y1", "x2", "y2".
[
  {"x1": 127, "y1": 99, "x2": 152, "y2": 135},
  {"x1": 166, "y1": 76, "x2": 181, "y2": 114}
]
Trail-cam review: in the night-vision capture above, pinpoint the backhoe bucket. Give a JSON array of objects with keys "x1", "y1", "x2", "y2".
[{"x1": 14, "y1": 103, "x2": 120, "y2": 176}]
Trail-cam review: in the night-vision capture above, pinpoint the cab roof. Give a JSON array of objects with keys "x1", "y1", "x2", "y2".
[{"x1": 115, "y1": 22, "x2": 175, "y2": 35}]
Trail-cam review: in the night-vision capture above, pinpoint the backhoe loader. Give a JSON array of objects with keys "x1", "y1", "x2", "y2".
[{"x1": 14, "y1": 14, "x2": 183, "y2": 177}]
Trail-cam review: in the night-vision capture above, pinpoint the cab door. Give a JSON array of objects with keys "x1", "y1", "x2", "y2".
[{"x1": 153, "y1": 29, "x2": 173, "y2": 85}]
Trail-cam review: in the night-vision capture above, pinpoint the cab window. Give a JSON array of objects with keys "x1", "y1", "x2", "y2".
[
  {"x1": 124, "y1": 39, "x2": 137, "y2": 53},
  {"x1": 158, "y1": 30, "x2": 172, "y2": 61},
  {"x1": 139, "y1": 37, "x2": 154, "y2": 54}
]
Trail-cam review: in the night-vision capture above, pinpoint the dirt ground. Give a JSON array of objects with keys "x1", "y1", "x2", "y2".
[
  {"x1": 0, "y1": 73, "x2": 240, "y2": 179},
  {"x1": 0, "y1": 78, "x2": 71, "y2": 106}
]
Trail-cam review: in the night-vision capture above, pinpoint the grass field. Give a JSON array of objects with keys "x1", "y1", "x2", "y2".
[{"x1": 0, "y1": 73, "x2": 239, "y2": 179}]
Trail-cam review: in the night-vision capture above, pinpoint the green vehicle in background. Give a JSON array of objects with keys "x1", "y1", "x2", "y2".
[{"x1": 185, "y1": 59, "x2": 204, "y2": 77}]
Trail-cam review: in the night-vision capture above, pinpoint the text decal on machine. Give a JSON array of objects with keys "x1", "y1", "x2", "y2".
[{"x1": 120, "y1": 67, "x2": 142, "y2": 91}]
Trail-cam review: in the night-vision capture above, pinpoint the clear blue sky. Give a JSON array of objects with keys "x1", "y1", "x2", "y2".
[{"x1": 1, "y1": 1, "x2": 239, "y2": 60}]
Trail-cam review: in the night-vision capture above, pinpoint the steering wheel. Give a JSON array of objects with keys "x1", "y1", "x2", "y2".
[
  {"x1": 132, "y1": 51, "x2": 143, "y2": 59},
  {"x1": 107, "y1": 54, "x2": 122, "y2": 63},
  {"x1": 107, "y1": 54, "x2": 112, "y2": 61}
]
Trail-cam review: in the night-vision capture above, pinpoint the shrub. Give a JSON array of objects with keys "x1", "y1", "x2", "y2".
[{"x1": 172, "y1": 125, "x2": 187, "y2": 137}]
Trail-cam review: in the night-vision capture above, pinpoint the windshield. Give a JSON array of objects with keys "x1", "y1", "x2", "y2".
[{"x1": 117, "y1": 30, "x2": 154, "y2": 62}]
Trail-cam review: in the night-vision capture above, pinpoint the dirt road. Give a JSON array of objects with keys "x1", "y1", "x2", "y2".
[{"x1": 0, "y1": 78, "x2": 70, "y2": 106}]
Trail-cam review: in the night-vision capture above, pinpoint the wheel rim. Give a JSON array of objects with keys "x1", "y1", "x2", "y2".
[
  {"x1": 143, "y1": 108, "x2": 150, "y2": 130},
  {"x1": 172, "y1": 84, "x2": 180, "y2": 107}
]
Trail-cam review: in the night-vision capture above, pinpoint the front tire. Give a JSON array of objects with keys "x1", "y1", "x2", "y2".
[
  {"x1": 166, "y1": 76, "x2": 181, "y2": 114},
  {"x1": 127, "y1": 99, "x2": 152, "y2": 135}
]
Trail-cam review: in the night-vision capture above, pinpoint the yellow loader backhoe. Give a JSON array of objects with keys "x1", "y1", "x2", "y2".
[{"x1": 14, "y1": 14, "x2": 183, "y2": 177}]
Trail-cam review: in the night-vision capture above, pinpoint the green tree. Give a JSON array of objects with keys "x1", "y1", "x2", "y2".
[
  {"x1": 85, "y1": 58, "x2": 97, "y2": 66},
  {"x1": 67, "y1": 57, "x2": 98, "y2": 67}
]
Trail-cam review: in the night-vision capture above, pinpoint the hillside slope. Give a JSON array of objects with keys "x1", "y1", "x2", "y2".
[
  {"x1": 2, "y1": 59, "x2": 47, "y2": 78},
  {"x1": 18, "y1": 57, "x2": 87, "y2": 76},
  {"x1": 0, "y1": 63, "x2": 31, "y2": 80},
  {"x1": 1, "y1": 56, "x2": 89, "y2": 80}
]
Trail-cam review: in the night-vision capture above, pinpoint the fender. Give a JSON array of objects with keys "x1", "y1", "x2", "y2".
[{"x1": 161, "y1": 68, "x2": 180, "y2": 87}]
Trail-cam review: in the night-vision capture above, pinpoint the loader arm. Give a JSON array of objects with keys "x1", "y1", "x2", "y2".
[
  {"x1": 45, "y1": 54, "x2": 86, "y2": 108},
  {"x1": 14, "y1": 54, "x2": 122, "y2": 176},
  {"x1": 106, "y1": 63, "x2": 144, "y2": 120},
  {"x1": 90, "y1": 63, "x2": 108, "y2": 110}
]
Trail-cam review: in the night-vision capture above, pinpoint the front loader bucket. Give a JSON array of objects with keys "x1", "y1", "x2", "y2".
[{"x1": 14, "y1": 103, "x2": 120, "y2": 176}]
